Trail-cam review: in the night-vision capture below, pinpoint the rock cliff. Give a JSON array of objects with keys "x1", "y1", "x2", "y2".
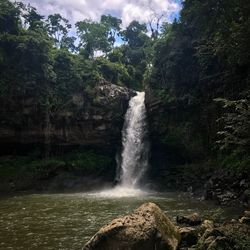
[{"x1": 0, "y1": 83, "x2": 135, "y2": 154}]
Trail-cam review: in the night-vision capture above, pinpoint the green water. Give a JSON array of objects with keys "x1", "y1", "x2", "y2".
[{"x1": 0, "y1": 191, "x2": 240, "y2": 250}]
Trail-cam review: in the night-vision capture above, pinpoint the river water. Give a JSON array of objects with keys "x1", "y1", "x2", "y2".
[{"x1": 0, "y1": 191, "x2": 240, "y2": 250}]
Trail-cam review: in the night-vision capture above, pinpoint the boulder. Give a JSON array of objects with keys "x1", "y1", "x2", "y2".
[
  {"x1": 83, "y1": 202, "x2": 181, "y2": 250},
  {"x1": 176, "y1": 213, "x2": 202, "y2": 226}
]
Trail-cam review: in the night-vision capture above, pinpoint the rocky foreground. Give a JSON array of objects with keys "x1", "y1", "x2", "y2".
[{"x1": 83, "y1": 202, "x2": 250, "y2": 250}]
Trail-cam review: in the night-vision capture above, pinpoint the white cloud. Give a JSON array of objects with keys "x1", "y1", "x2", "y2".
[{"x1": 16, "y1": 0, "x2": 181, "y2": 27}]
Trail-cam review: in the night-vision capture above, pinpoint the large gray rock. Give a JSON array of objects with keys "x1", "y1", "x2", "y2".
[{"x1": 83, "y1": 202, "x2": 181, "y2": 250}]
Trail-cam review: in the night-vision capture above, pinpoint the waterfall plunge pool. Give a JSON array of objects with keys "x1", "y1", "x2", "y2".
[{"x1": 0, "y1": 191, "x2": 242, "y2": 250}]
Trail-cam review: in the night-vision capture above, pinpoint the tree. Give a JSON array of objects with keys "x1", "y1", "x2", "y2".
[
  {"x1": 60, "y1": 36, "x2": 76, "y2": 52},
  {"x1": 0, "y1": 0, "x2": 20, "y2": 34},
  {"x1": 95, "y1": 57, "x2": 131, "y2": 85},
  {"x1": 121, "y1": 21, "x2": 148, "y2": 48},
  {"x1": 46, "y1": 13, "x2": 73, "y2": 49},
  {"x1": 21, "y1": 4, "x2": 44, "y2": 30},
  {"x1": 147, "y1": 0, "x2": 250, "y2": 166},
  {"x1": 76, "y1": 19, "x2": 110, "y2": 58},
  {"x1": 100, "y1": 15, "x2": 122, "y2": 48},
  {"x1": 148, "y1": 13, "x2": 165, "y2": 40}
]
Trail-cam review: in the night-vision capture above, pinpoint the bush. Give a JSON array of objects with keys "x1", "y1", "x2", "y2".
[
  {"x1": 0, "y1": 150, "x2": 113, "y2": 180},
  {"x1": 0, "y1": 155, "x2": 65, "y2": 179},
  {"x1": 65, "y1": 150, "x2": 112, "y2": 174},
  {"x1": 217, "y1": 151, "x2": 250, "y2": 173}
]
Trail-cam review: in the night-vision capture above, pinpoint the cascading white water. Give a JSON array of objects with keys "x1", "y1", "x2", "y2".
[
  {"x1": 118, "y1": 91, "x2": 149, "y2": 188},
  {"x1": 93, "y1": 91, "x2": 150, "y2": 197}
]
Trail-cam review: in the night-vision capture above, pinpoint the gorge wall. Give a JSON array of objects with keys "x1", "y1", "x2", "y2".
[
  {"x1": 145, "y1": 88, "x2": 217, "y2": 190},
  {"x1": 0, "y1": 83, "x2": 135, "y2": 155}
]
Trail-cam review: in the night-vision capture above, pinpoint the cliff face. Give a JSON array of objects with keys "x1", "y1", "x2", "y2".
[
  {"x1": 145, "y1": 89, "x2": 209, "y2": 189},
  {"x1": 0, "y1": 83, "x2": 135, "y2": 154}
]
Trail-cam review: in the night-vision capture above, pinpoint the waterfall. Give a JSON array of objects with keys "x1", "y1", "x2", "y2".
[
  {"x1": 118, "y1": 92, "x2": 149, "y2": 188},
  {"x1": 96, "y1": 92, "x2": 150, "y2": 197}
]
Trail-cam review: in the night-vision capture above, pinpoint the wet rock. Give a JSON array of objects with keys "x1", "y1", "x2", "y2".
[
  {"x1": 217, "y1": 191, "x2": 236, "y2": 206},
  {"x1": 83, "y1": 202, "x2": 181, "y2": 250},
  {"x1": 176, "y1": 213, "x2": 202, "y2": 226},
  {"x1": 239, "y1": 216, "x2": 250, "y2": 225},
  {"x1": 179, "y1": 227, "x2": 198, "y2": 247},
  {"x1": 201, "y1": 220, "x2": 214, "y2": 231},
  {"x1": 238, "y1": 210, "x2": 250, "y2": 225},
  {"x1": 243, "y1": 210, "x2": 250, "y2": 217},
  {"x1": 202, "y1": 171, "x2": 250, "y2": 207}
]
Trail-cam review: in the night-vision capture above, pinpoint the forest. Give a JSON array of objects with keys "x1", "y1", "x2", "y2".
[
  {"x1": 0, "y1": 0, "x2": 250, "y2": 249},
  {"x1": 0, "y1": 0, "x2": 249, "y2": 191}
]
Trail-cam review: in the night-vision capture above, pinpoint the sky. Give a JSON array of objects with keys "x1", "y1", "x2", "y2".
[{"x1": 17, "y1": 0, "x2": 182, "y2": 27}]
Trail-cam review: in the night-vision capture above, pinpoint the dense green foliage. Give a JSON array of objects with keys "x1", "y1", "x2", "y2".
[
  {"x1": 0, "y1": 0, "x2": 249, "y2": 176},
  {"x1": 0, "y1": 0, "x2": 152, "y2": 160},
  {"x1": 0, "y1": 0, "x2": 151, "y2": 103},
  {"x1": 0, "y1": 150, "x2": 112, "y2": 180},
  {"x1": 147, "y1": 0, "x2": 250, "y2": 171}
]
